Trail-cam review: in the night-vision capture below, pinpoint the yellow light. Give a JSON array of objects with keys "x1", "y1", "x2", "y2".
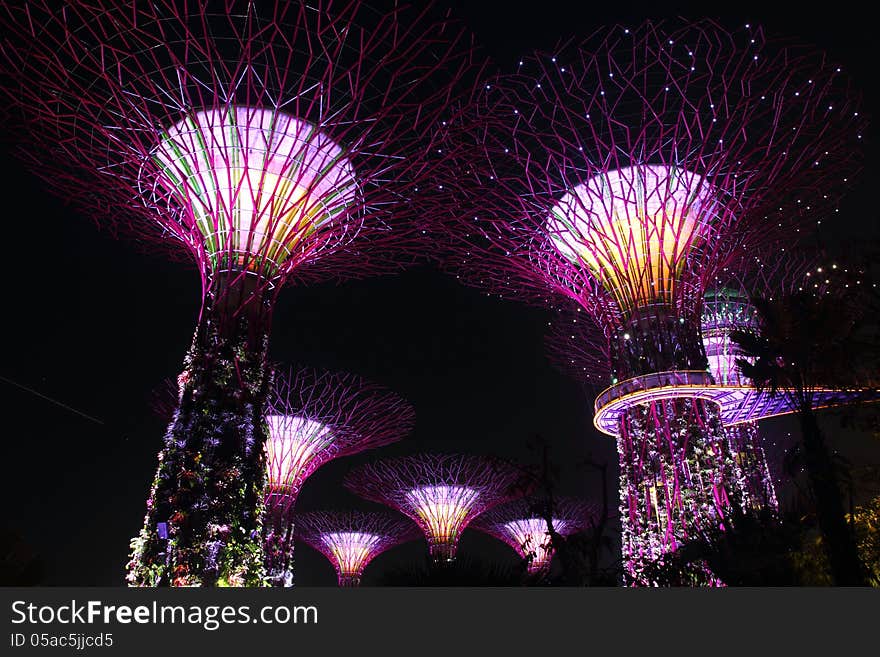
[
  {"x1": 547, "y1": 165, "x2": 717, "y2": 312},
  {"x1": 151, "y1": 107, "x2": 358, "y2": 276}
]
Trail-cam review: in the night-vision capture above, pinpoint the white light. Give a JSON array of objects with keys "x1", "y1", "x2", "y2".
[{"x1": 149, "y1": 107, "x2": 358, "y2": 274}]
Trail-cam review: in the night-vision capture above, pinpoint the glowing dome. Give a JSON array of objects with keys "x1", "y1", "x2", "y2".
[
  {"x1": 150, "y1": 107, "x2": 358, "y2": 275},
  {"x1": 265, "y1": 415, "x2": 336, "y2": 492},
  {"x1": 502, "y1": 517, "x2": 569, "y2": 571},
  {"x1": 547, "y1": 165, "x2": 719, "y2": 312},
  {"x1": 405, "y1": 485, "x2": 479, "y2": 549},
  {"x1": 321, "y1": 532, "x2": 383, "y2": 579}
]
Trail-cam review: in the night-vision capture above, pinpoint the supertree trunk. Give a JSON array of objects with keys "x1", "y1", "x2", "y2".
[
  {"x1": 429, "y1": 541, "x2": 459, "y2": 565},
  {"x1": 725, "y1": 423, "x2": 778, "y2": 512},
  {"x1": 617, "y1": 397, "x2": 734, "y2": 586},
  {"x1": 611, "y1": 307, "x2": 706, "y2": 380},
  {"x1": 263, "y1": 496, "x2": 296, "y2": 587},
  {"x1": 127, "y1": 276, "x2": 273, "y2": 587},
  {"x1": 338, "y1": 574, "x2": 362, "y2": 587}
]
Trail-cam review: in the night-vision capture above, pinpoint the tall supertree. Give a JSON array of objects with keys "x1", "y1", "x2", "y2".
[
  {"x1": 294, "y1": 511, "x2": 419, "y2": 586},
  {"x1": 345, "y1": 454, "x2": 524, "y2": 563},
  {"x1": 472, "y1": 497, "x2": 597, "y2": 574},
  {"x1": 263, "y1": 367, "x2": 414, "y2": 587},
  {"x1": 436, "y1": 20, "x2": 864, "y2": 583},
  {"x1": 548, "y1": 290, "x2": 781, "y2": 512},
  {"x1": 701, "y1": 289, "x2": 778, "y2": 510},
  {"x1": 0, "y1": 1, "x2": 472, "y2": 586}
]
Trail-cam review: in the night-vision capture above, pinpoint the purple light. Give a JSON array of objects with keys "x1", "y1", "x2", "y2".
[
  {"x1": 405, "y1": 485, "x2": 479, "y2": 556},
  {"x1": 146, "y1": 107, "x2": 359, "y2": 277},
  {"x1": 345, "y1": 454, "x2": 523, "y2": 563},
  {"x1": 472, "y1": 497, "x2": 597, "y2": 574},
  {"x1": 294, "y1": 511, "x2": 419, "y2": 586},
  {"x1": 263, "y1": 367, "x2": 415, "y2": 587},
  {"x1": 265, "y1": 415, "x2": 336, "y2": 494},
  {"x1": 548, "y1": 165, "x2": 718, "y2": 312},
  {"x1": 502, "y1": 518, "x2": 566, "y2": 571}
]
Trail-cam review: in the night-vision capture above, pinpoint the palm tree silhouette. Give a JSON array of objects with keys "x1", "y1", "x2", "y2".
[{"x1": 730, "y1": 269, "x2": 879, "y2": 585}]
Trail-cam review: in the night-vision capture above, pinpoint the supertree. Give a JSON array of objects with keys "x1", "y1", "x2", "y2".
[
  {"x1": 293, "y1": 511, "x2": 419, "y2": 586},
  {"x1": 701, "y1": 288, "x2": 778, "y2": 510},
  {"x1": 345, "y1": 454, "x2": 524, "y2": 563},
  {"x1": 0, "y1": 0, "x2": 471, "y2": 586},
  {"x1": 263, "y1": 367, "x2": 414, "y2": 587},
  {"x1": 435, "y1": 20, "x2": 864, "y2": 584},
  {"x1": 548, "y1": 290, "x2": 781, "y2": 512},
  {"x1": 472, "y1": 497, "x2": 597, "y2": 574}
]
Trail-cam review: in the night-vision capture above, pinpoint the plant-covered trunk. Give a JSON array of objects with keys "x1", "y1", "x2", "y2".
[
  {"x1": 724, "y1": 422, "x2": 778, "y2": 512},
  {"x1": 798, "y1": 406, "x2": 866, "y2": 585},
  {"x1": 127, "y1": 275, "x2": 274, "y2": 587},
  {"x1": 618, "y1": 398, "x2": 734, "y2": 586},
  {"x1": 264, "y1": 495, "x2": 296, "y2": 587}
]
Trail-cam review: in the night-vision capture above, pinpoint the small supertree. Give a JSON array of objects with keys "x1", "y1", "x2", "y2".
[
  {"x1": 345, "y1": 454, "x2": 524, "y2": 563},
  {"x1": 436, "y1": 20, "x2": 864, "y2": 584},
  {"x1": 264, "y1": 367, "x2": 414, "y2": 587},
  {"x1": 472, "y1": 497, "x2": 597, "y2": 574},
  {"x1": 0, "y1": 0, "x2": 471, "y2": 586},
  {"x1": 294, "y1": 511, "x2": 419, "y2": 586}
]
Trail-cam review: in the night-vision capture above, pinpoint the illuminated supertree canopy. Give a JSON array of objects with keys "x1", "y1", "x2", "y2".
[
  {"x1": 263, "y1": 367, "x2": 415, "y2": 587},
  {"x1": 435, "y1": 19, "x2": 864, "y2": 584},
  {"x1": 294, "y1": 511, "x2": 419, "y2": 586},
  {"x1": 344, "y1": 454, "x2": 524, "y2": 563},
  {"x1": 0, "y1": 0, "x2": 472, "y2": 587},
  {"x1": 472, "y1": 497, "x2": 597, "y2": 573}
]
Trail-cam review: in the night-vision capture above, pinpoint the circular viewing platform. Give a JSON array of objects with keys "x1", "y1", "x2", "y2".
[{"x1": 593, "y1": 370, "x2": 879, "y2": 437}]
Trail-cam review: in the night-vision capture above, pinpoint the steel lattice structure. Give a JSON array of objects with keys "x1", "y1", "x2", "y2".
[
  {"x1": 436, "y1": 20, "x2": 864, "y2": 584},
  {"x1": 0, "y1": 0, "x2": 472, "y2": 587},
  {"x1": 263, "y1": 367, "x2": 414, "y2": 587},
  {"x1": 294, "y1": 511, "x2": 419, "y2": 586},
  {"x1": 472, "y1": 497, "x2": 597, "y2": 573},
  {"x1": 344, "y1": 454, "x2": 523, "y2": 563}
]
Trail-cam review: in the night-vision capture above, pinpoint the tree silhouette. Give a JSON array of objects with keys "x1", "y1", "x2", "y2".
[
  {"x1": 518, "y1": 437, "x2": 620, "y2": 586},
  {"x1": 0, "y1": 529, "x2": 43, "y2": 586},
  {"x1": 730, "y1": 265, "x2": 880, "y2": 585}
]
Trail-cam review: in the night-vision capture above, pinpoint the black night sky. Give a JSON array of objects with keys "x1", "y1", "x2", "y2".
[{"x1": 0, "y1": 0, "x2": 877, "y2": 586}]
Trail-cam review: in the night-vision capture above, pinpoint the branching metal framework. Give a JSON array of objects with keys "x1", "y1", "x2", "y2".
[
  {"x1": 0, "y1": 0, "x2": 472, "y2": 587},
  {"x1": 264, "y1": 366, "x2": 414, "y2": 586},
  {"x1": 436, "y1": 19, "x2": 864, "y2": 584},
  {"x1": 345, "y1": 454, "x2": 524, "y2": 563},
  {"x1": 294, "y1": 511, "x2": 419, "y2": 586},
  {"x1": 472, "y1": 497, "x2": 597, "y2": 573}
]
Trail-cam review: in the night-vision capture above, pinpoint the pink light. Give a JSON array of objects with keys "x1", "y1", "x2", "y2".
[
  {"x1": 320, "y1": 531, "x2": 383, "y2": 580},
  {"x1": 502, "y1": 518, "x2": 569, "y2": 572},
  {"x1": 345, "y1": 454, "x2": 524, "y2": 563},
  {"x1": 295, "y1": 511, "x2": 418, "y2": 586},
  {"x1": 701, "y1": 291, "x2": 757, "y2": 386},
  {"x1": 265, "y1": 414, "x2": 335, "y2": 493},
  {"x1": 405, "y1": 485, "x2": 479, "y2": 552},
  {"x1": 547, "y1": 165, "x2": 718, "y2": 312},
  {"x1": 148, "y1": 107, "x2": 359, "y2": 276}
]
